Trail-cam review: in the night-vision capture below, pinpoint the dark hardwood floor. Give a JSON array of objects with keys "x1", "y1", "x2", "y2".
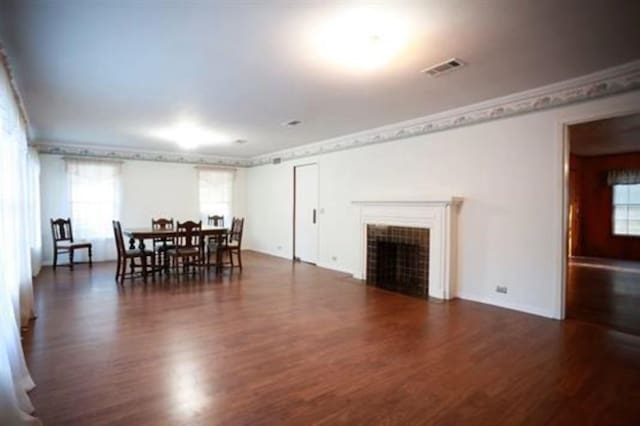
[
  {"x1": 567, "y1": 257, "x2": 640, "y2": 336},
  {"x1": 24, "y1": 251, "x2": 640, "y2": 425}
]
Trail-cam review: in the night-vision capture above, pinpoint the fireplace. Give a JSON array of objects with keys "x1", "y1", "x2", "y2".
[
  {"x1": 352, "y1": 199, "x2": 462, "y2": 300},
  {"x1": 366, "y1": 225, "x2": 429, "y2": 298}
]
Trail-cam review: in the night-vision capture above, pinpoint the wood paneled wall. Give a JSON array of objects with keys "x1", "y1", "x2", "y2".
[{"x1": 569, "y1": 153, "x2": 640, "y2": 260}]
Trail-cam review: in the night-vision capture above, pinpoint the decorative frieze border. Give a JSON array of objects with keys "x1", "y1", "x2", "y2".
[
  {"x1": 33, "y1": 60, "x2": 640, "y2": 168},
  {"x1": 248, "y1": 59, "x2": 640, "y2": 166},
  {"x1": 33, "y1": 142, "x2": 252, "y2": 167}
]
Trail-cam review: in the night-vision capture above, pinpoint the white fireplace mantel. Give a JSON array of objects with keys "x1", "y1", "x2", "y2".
[{"x1": 352, "y1": 198, "x2": 462, "y2": 300}]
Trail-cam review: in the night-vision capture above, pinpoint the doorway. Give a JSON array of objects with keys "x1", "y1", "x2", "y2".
[
  {"x1": 294, "y1": 164, "x2": 318, "y2": 264},
  {"x1": 566, "y1": 113, "x2": 640, "y2": 335}
]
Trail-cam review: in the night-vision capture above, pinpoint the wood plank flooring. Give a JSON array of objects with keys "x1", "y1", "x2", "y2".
[
  {"x1": 567, "y1": 257, "x2": 640, "y2": 335},
  {"x1": 23, "y1": 251, "x2": 640, "y2": 425}
]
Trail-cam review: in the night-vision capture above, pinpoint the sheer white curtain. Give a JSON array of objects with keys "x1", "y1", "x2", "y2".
[
  {"x1": 65, "y1": 158, "x2": 121, "y2": 261},
  {"x1": 27, "y1": 148, "x2": 42, "y2": 276},
  {"x1": 198, "y1": 167, "x2": 235, "y2": 225},
  {"x1": 0, "y1": 54, "x2": 40, "y2": 425}
]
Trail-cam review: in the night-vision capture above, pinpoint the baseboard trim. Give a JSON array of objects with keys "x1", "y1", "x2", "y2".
[
  {"x1": 316, "y1": 262, "x2": 356, "y2": 276},
  {"x1": 456, "y1": 291, "x2": 557, "y2": 319},
  {"x1": 245, "y1": 248, "x2": 292, "y2": 261}
]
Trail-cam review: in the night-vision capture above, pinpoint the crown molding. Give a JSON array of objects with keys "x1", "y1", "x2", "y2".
[
  {"x1": 248, "y1": 60, "x2": 640, "y2": 166},
  {"x1": 32, "y1": 141, "x2": 253, "y2": 167},
  {"x1": 32, "y1": 60, "x2": 640, "y2": 168}
]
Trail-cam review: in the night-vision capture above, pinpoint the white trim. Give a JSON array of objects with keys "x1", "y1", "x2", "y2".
[
  {"x1": 33, "y1": 141, "x2": 250, "y2": 167},
  {"x1": 249, "y1": 60, "x2": 640, "y2": 166},
  {"x1": 352, "y1": 199, "x2": 462, "y2": 207},
  {"x1": 31, "y1": 60, "x2": 640, "y2": 168},
  {"x1": 557, "y1": 104, "x2": 640, "y2": 320},
  {"x1": 456, "y1": 291, "x2": 556, "y2": 319},
  {"x1": 246, "y1": 247, "x2": 291, "y2": 261},
  {"x1": 316, "y1": 261, "x2": 355, "y2": 276},
  {"x1": 353, "y1": 199, "x2": 462, "y2": 300}
]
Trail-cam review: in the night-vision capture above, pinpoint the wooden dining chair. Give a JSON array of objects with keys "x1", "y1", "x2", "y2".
[
  {"x1": 151, "y1": 217, "x2": 175, "y2": 270},
  {"x1": 205, "y1": 215, "x2": 225, "y2": 271},
  {"x1": 112, "y1": 220, "x2": 156, "y2": 283},
  {"x1": 207, "y1": 215, "x2": 224, "y2": 227},
  {"x1": 50, "y1": 218, "x2": 92, "y2": 270},
  {"x1": 220, "y1": 217, "x2": 244, "y2": 270},
  {"x1": 167, "y1": 220, "x2": 203, "y2": 275}
]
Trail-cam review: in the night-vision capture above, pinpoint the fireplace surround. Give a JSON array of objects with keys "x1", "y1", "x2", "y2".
[{"x1": 353, "y1": 199, "x2": 462, "y2": 300}]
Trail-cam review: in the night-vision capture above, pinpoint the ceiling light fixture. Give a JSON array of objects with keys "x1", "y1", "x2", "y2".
[
  {"x1": 310, "y1": 6, "x2": 410, "y2": 72},
  {"x1": 149, "y1": 119, "x2": 233, "y2": 150}
]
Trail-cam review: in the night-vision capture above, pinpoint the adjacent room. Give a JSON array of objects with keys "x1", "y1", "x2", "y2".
[
  {"x1": 1, "y1": 1, "x2": 639, "y2": 425},
  {"x1": 567, "y1": 114, "x2": 640, "y2": 335}
]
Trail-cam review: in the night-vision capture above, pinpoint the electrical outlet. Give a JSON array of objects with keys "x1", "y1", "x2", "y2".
[
  {"x1": 331, "y1": 256, "x2": 338, "y2": 261},
  {"x1": 496, "y1": 285, "x2": 508, "y2": 294},
  {"x1": 277, "y1": 245, "x2": 283, "y2": 251}
]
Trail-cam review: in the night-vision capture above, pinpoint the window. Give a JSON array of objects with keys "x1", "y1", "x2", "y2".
[
  {"x1": 199, "y1": 168, "x2": 234, "y2": 224},
  {"x1": 613, "y1": 184, "x2": 640, "y2": 236},
  {"x1": 66, "y1": 159, "x2": 121, "y2": 239}
]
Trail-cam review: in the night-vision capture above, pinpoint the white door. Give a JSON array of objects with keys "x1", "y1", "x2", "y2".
[{"x1": 294, "y1": 164, "x2": 318, "y2": 264}]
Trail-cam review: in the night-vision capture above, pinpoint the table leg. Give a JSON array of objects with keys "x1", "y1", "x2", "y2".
[
  {"x1": 163, "y1": 239, "x2": 169, "y2": 274},
  {"x1": 200, "y1": 235, "x2": 205, "y2": 268},
  {"x1": 138, "y1": 238, "x2": 147, "y2": 281}
]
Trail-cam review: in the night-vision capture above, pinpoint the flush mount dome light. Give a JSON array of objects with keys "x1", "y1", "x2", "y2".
[
  {"x1": 311, "y1": 6, "x2": 410, "y2": 72},
  {"x1": 149, "y1": 119, "x2": 232, "y2": 150}
]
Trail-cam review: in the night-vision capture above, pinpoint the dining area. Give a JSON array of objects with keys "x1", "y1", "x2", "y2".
[
  {"x1": 116, "y1": 215, "x2": 244, "y2": 282},
  {"x1": 50, "y1": 214, "x2": 245, "y2": 283}
]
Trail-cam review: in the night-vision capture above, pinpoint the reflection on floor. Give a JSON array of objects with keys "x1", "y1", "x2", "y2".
[
  {"x1": 23, "y1": 252, "x2": 640, "y2": 424},
  {"x1": 567, "y1": 256, "x2": 640, "y2": 335}
]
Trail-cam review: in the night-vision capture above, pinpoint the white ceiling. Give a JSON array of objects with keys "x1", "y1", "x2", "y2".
[{"x1": 2, "y1": 0, "x2": 640, "y2": 158}]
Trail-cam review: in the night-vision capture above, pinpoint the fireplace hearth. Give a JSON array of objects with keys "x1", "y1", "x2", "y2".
[{"x1": 366, "y1": 225, "x2": 429, "y2": 298}]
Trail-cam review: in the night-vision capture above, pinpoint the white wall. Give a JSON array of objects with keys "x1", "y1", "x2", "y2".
[
  {"x1": 39, "y1": 155, "x2": 246, "y2": 264},
  {"x1": 244, "y1": 91, "x2": 640, "y2": 319}
]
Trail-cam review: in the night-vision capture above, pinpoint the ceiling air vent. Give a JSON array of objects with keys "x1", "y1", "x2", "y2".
[{"x1": 421, "y1": 58, "x2": 465, "y2": 77}]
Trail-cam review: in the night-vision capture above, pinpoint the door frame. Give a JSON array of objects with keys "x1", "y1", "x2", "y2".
[
  {"x1": 559, "y1": 105, "x2": 640, "y2": 319},
  {"x1": 293, "y1": 162, "x2": 319, "y2": 263}
]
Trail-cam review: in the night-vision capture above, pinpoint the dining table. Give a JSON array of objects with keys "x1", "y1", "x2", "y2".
[{"x1": 124, "y1": 225, "x2": 228, "y2": 272}]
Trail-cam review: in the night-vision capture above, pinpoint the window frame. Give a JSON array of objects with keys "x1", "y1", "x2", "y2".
[
  {"x1": 611, "y1": 183, "x2": 640, "y2": 238},
  {"x1": 66, "y1": 159, "x2": 122, "y2": 240},
  {"x1": 198, "y1": 167, "x2": 235, "y2": 225}
]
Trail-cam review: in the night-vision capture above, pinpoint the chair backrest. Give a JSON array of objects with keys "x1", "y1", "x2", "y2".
[
  {"x1": 51, "y1": 218, "x2": 74, "y2": 244},
  {"x1": 176, "y1": 220, "x2": 202, "y2": 249},
  {"x1": 152, "y1": 217, "x2": 174, "y2": 230},
  {"x1": 207, "y1": 215, "x2": 224, "y2": 227},
  {"x1": 229, "y1": 217, "x2": 244, "y2": 246},
  {"x1": 152, "y1": 218, "x2": 175, "y2": 245},
  {"x1": 112, "y1": 220, "x2": 125, "y2": 256}
]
